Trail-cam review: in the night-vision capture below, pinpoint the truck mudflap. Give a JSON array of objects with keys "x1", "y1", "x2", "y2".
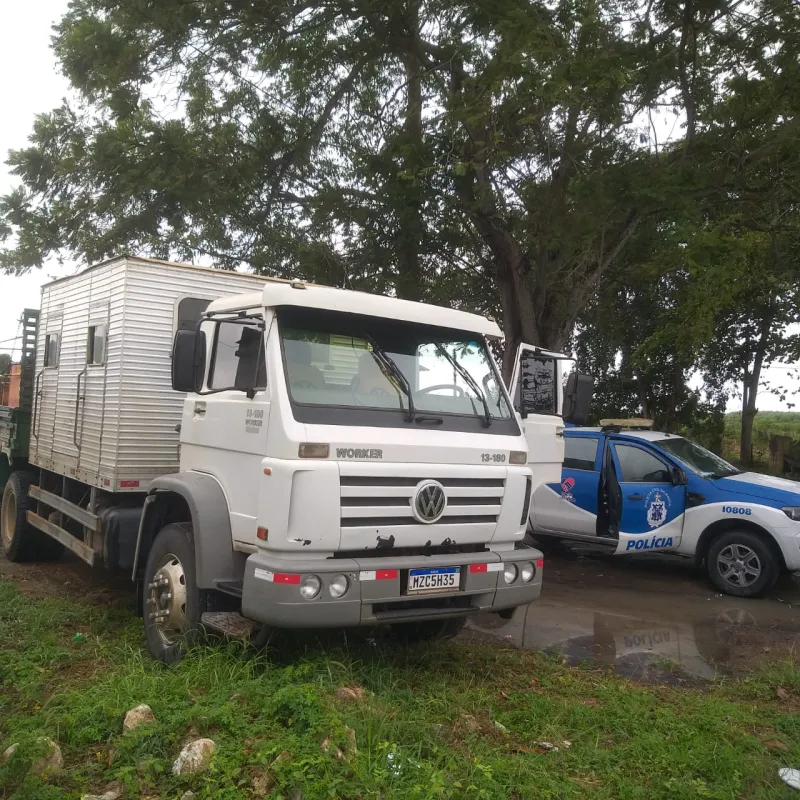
[{"x1": 240, "y1": 547, "x2": 543, "y2": 628}]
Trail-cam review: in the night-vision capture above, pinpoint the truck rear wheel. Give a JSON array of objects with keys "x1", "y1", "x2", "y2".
[
  {"x1": 707, "y1": 530, "x2": 779, "y2": 598},
  {"x1": 143, "y1": 522, "x2": 206, "y2": 664},
  {"x1": 1, "y1": 472, "x2": 63, "y2": 562}
]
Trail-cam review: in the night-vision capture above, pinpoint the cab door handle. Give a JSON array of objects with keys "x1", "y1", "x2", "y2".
[{"x1": 628, "y1": 493, "x2": 643, "y2": 501}]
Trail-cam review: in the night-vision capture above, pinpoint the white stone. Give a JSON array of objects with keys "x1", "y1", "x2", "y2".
[
  {"x1": 172, "y1": 738, "x2": 217, "y2": 775},
  {"x1": 2, "y1": 743, "x2": 18, "y2": 762},
  {"x1": 30, "y1": 738, "x2": 63, "y2": 775},
  {"x1": 122, "y1": 704, "x2": 156, "y2": 732},
  {"x1": 81, "y1": 781, "x2": 123, "y2": 800}
]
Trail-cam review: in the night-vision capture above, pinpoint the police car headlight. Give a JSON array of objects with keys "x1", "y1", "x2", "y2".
[
  {"x1": 782, "y1": 507, "x2": 800, "y2": 522},
  {"x1": 503, "y1": 563, "x2": 518, "y2": 584}
]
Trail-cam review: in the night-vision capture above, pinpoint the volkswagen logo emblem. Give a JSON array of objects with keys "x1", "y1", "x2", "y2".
[{"x1": 413, "y1": 480, "x2": 447, "y2": 524}]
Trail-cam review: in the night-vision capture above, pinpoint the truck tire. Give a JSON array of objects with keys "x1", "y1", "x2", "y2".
[
  {"x1": 1, "y1": 472, "x2": 63, "y2": 562},
  {"x1": 1, "y1": 472, "x2": 36, "y2": 561},
  {"x1": 143, "y1": 522, "x2": 207, "y2": 665},
  {"x1": 390, "y1": 616, "x2": 467, "y2": 643},
  {"x1": 707, "y1": 530, "x2": 780, "y2": 598}
]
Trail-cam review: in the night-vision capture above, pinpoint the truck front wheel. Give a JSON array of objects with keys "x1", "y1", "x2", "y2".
[
  {"x1": 143, "y1": 522, "x2": 206, "y2": 664},
  {"x1": 707, "y1": 530, "x2": 780, "y2": 598}
]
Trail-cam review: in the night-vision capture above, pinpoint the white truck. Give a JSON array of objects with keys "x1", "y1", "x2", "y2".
[{"x1": 0, "y1": 256, "x2": 579, "y2": 663}]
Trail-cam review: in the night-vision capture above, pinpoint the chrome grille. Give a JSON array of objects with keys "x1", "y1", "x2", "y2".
[{"x1": 340, "y1": 475, "x2": 505, "y2": 528}]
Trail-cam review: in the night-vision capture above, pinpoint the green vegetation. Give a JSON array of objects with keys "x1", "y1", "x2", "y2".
[
  {"x1": 2, "y1": 580, "x2": 800, "y2": 800},
  {"x1": 723, "y1": 411, "x2": 800, "y2": 466}
]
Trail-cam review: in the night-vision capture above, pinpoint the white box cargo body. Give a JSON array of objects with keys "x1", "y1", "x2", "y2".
[{"x1": 30, "y1": 256, "x2": 271, "y2": 491}]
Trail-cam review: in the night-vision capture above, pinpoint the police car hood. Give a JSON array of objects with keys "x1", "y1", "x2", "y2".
[{"x1": 715, "y1": 472, "x2": 800, "y2": 506}]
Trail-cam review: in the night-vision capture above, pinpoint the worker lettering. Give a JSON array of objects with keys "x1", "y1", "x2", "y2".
[{"x1": 335, "y1": 448, "x2": 383, "y2": 459}]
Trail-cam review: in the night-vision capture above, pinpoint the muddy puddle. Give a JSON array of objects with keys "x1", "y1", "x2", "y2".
[{"x1": 465, "y1": 542, "x2": 800, "y2": 683}]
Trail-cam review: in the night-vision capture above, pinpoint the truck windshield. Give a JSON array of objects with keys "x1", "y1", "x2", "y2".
[
  {"x1": 655, "y1": 437, "x2": 742, "y2": 479},
  {"x1": 278, "y1": 308, "x2": 516, "y2": 433}
]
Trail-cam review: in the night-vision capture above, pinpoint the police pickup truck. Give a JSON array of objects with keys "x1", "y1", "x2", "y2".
[{"x1": 528, "y1": 421, "x2": 800, "y2": 597}]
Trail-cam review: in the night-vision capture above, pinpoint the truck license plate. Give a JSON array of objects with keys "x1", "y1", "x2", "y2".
[{"x1": 408, "y1": 567, "x2": 460, "y2": 593}]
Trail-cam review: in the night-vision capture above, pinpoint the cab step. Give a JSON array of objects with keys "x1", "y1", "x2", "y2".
[{"x1": 200, "y1": 611, "x2": 259, "y2": 640}]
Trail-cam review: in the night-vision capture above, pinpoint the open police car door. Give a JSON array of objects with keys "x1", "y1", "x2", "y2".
[{"x1": 600, "y1": 430, "x2": 687, "y2": 554}]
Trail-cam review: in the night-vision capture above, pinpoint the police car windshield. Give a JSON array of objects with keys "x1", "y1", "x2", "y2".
[{"x1": 655, "y1": 437, "x2": 741, "y2": 479}]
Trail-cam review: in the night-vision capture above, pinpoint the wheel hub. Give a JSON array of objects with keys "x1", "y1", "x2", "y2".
[
  {"x1": 147, "y1": 553, "x2": 188, "y2": 644},
  {"x1": 717, "y1": 544, "x2": 761, "y2": 587}
]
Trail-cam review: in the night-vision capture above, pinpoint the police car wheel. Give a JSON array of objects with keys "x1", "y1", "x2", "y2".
[{"x1": 707, "y1": 530, "x2": 779, "y2": 598}]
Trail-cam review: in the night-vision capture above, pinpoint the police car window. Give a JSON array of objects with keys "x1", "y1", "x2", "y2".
[
  {"x1": 614, "y1": 444, "x2": 671, "y2": 483},
  {"x1": 564, "y1": 437, "x2": 599, "y2": 471}
]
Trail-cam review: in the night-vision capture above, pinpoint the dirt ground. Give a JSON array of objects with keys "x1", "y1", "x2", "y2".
[
  {"x1": 2, "y1": 540, "x2": 799, "y2": 684},
  {"x1": 467, "y1": 539, "x2": 800, "y2": 683}
]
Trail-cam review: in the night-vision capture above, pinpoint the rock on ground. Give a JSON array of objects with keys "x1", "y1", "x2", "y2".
[
  {"x1": 2, "y1": 743, "x2": 18, "y2": 762},
  {"x1": 252, "y1": 751, "x2": 292, "y2": 797},
  {"x1": 172, "y1": 738, "x2": 217, "y2": 775},
  {"x1": 30, "y1": 739, "x2": 63, "y2": 775},
  {"x1": 334, "y1": 686, "x2": 366, "y2": 701},
  {"x1": 81, "y1": 781, "x2": 123, "y2": 800},
  {"x1": 122, "y1": 704, "x2": 156, "y2": 733}
]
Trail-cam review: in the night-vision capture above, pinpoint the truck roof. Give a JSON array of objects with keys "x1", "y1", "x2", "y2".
[
  {"x1": 47, "y1": 255, "x2": 501, "y2": 338},
  {"x1": 207, "y1": 282, "x2": 503, "y2": 337}
]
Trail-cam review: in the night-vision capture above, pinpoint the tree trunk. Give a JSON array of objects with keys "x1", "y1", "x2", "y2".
[
  {"x1": 740, "y1": 311, "x2": 773, "y2": 468},
  {"x1": 395, "y1": 2, "x2": 424, "y2": 302}
]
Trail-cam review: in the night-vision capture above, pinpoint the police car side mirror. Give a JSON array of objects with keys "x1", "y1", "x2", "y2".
[{"x1": 672, "y1": 467, "x2": 688, "y2": 486}]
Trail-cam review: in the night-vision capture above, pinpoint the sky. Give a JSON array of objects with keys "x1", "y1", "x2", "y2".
[{"x1": 0, "y1": 3, "x2": 797, "y2": 411}]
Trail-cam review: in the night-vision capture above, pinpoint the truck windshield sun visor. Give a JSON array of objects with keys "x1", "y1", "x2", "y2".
[{"x1": 277, "y1": 307, "x2": 518, "y2": 434}]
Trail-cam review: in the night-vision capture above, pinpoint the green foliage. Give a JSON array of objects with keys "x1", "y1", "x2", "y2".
[
  {"x1": 2, "y1": 0, "x2": 799, "y2": 385},
  {"x1": 2, "y1": 580, "x2": 800, "y2": 799}
]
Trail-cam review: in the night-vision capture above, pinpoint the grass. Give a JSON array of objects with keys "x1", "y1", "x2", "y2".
[{"x1": 2, "y1": 580, "x2": 800, "y2": 799}]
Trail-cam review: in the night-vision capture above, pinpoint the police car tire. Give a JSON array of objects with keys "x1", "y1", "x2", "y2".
[{"x1": 707, "y1": 530, "x2": 779, "y2": 598}]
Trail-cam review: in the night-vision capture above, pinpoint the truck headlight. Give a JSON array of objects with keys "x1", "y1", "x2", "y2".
[
  {"x1": 520, "y1": 562, "x2": 535, "y2": 583},
  {"x1": 329, "y1": 574, "x2": 349, "y2": 598},
  {"x1": 503, "y1": 563, "x2": 518, "y2": 584},
  {"x1": 300, "y1": 575, "x2": 321, "y2": 599},
  {"x1": 782, "y1": 507, "x2": 800, "y2": 521}
]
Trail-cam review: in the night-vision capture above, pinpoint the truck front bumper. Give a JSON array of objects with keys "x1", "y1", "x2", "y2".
[{"x1": 240, "y1": 546, "x2": 543, "y2": 627}]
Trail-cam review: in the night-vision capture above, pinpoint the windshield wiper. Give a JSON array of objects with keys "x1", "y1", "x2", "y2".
[
  {"x1": 434, "y1": 344, "x2": 492, "y2": 427},
  {"x1": 364, "y1": 336, "x2": 415, "y2": 423}
]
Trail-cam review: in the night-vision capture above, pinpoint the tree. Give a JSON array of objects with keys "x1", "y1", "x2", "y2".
[{"x1": 1, "y1": 0, "x2": 798, "y2": 381}]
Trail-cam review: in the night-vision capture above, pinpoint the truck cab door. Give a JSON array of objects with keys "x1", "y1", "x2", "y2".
[
  {"x1": 179, "y1": 314, "x2": 271, "y2": 547},
  {"x1": 508, "y1": 343, "x2": 564, "y2": 494},
  {"x1": 607, "y1": 440, "x2": 686, "y2": 554},
  {"x1": 534, "y1": 433, "x2": 602, "y2": 537}
]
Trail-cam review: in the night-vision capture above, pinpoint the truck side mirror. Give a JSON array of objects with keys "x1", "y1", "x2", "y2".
[
  {"x1": 563, "y1": 372, "x2": 593, "y2": 426},
  {"x1": 672, "y1": 467, "x2": 688, "y2": 486},
  {"x1": 171, "y1": 330, "x2": 206, "y2": 393}
]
